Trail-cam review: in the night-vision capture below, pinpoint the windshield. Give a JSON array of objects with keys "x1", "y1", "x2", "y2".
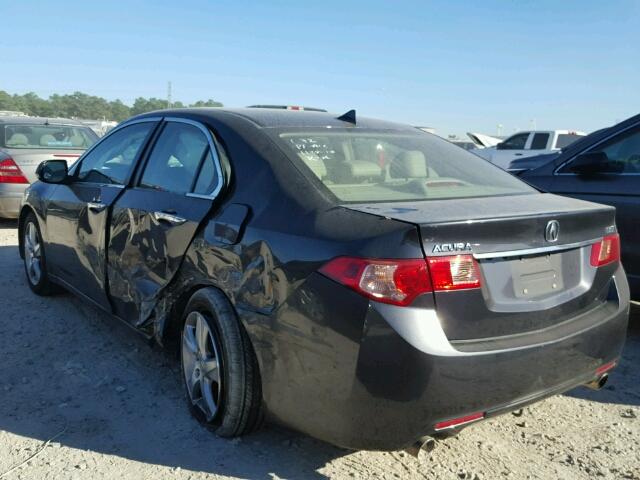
[
  {"x1": 2, "y1": 124, "x2": 98, "y2": 149},
  {"x1": 275, "y1": 129, "x2": 535, "y2": 203}
]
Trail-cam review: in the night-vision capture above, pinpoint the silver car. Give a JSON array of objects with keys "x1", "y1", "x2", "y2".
[{"x1": 0, "y1": 116, "x2": 98, "y2": 218}]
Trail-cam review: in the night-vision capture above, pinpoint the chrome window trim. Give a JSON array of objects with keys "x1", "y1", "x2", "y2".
[
  {"x1": 554, "y1": 121, "x2": 640, "y2": 176},
  {"x1": 473, "y1": 237, "x2": 601, "y2": 259},
  {"x1": 162, "y1": 116, "x2": 225, "y2": 200}
]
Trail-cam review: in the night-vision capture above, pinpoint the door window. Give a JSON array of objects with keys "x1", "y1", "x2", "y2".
[
  {"x1": 530, "y1": 133, "x2": 550, "y2": 150},
  {"x1": 140, "y1": 122, "x2": 217, "y2": 194},
  {"x1": 560, "y1": 127, "x2": 640, "y2": 174},
  {"x1": 77, "y1": 122, "x2": 154, "y2": 185},
  {"x1": 498, "y1": 133, "x2": 530, "y2": 150}
]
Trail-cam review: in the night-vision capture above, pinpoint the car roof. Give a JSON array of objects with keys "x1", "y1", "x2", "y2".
[
  {"x1": 132, "y1": 107, "x2": 417, "y2": 131},
  {"x1": 0, "y1": 116, "x2": 86, "y2": 126}
]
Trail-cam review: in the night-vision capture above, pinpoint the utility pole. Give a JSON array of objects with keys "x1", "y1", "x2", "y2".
[{"x1": 167, "y1": 81, "x2": 172, "y2": 109}]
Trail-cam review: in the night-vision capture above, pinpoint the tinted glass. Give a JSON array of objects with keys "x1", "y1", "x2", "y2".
[
  {"x1": 3, "y1": 124, "x2": 97, "y2": 149},
  {"x1": 560, "y1": 127, "x2": 640, "y2": 174},
  {"x1": 193, "y1": 148, "x2": 219, "y2": 195},
  {"x1": 77, "y1": 122, "x2": 153, "y2": 185},
  {"x1": 276, "y1": 130, "x2": 535, "y2": 203},
  {"x1": 530, "y1": 133, "x2": 550, "y2": 150},
  {"x1": 140, "y1": 122, "x2": 209, "y2": 194},
  {"x1": 555, "y1": 134, "x2": 582, "y2": 149},
  {"x1": 500, "y1": 133, "x2": 529, "y2": 150}
]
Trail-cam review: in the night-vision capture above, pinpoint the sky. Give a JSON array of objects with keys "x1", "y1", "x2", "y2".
[{"x1": 1, "y1": 0, "x2": 639, "y2": 137}]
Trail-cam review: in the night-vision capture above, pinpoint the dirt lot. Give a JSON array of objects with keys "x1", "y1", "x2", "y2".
[{"x1": 0, "y1": 219, "x2": 638, "y2": 480}]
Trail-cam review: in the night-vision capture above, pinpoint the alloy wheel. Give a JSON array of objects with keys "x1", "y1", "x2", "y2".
[
  {"x1": 24, "y1": 222, "x2": 42, "y2": 285},
  {"x1": 182, "y1": 311, "x2": 223, "y2": 421}
]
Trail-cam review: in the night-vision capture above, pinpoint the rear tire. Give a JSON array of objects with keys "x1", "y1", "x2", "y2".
[
  {"x1": 23, "y1": 213, "x2": 55, "y2": 296},
  {"x1": 180, "y1": 287, "x2": 263, "y2": 437}
]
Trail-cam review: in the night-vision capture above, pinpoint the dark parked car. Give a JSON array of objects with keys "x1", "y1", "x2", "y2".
[
  {"x1": 517, "y1": 113, "x2": 640, "y2": 300},
  {"x1": 19, "y1": 108, "x2": 629, "y2": 451}
]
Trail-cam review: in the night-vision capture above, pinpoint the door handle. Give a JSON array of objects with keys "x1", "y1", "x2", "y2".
[
  {"x1": 87, "y1": 202, "x2": 107, "y2": 212},
  {"x1": 153, "y1": 211, "x2": 187, "y2": 225}
]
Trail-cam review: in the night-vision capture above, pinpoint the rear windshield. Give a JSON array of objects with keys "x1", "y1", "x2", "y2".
[
  {"x1": 555, "y1": 134, "x2": 582, "y2": 149},
  {"x1": 275, "y1": 129, "x2": 535, "y2": 203},
  {"x1": 2, "y1": 124, "x2": 98, "y2": 149}
]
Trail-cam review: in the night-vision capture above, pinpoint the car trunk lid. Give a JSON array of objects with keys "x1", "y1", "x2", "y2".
[{"x1": 344, "y1": 193, "x2": 618, "y2": 340}]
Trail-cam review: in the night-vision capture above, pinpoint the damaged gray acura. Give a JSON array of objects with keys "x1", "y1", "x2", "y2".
[{"x1": 19, "y1": 107, "x2": 629, "y2": 451}]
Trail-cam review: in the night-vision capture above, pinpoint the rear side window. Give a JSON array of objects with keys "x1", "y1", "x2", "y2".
[
  {"x1": 275, "y1": 130, "x2": 535, "y2": 203},
  {"x1": 140, "y1": 122, "x2": 217, "y2": 195},
  {"x1": 530, "y1": 133, "x2": 550, "y2": 150},
  {"x1": 3, "y1": 124, "x2": 97, "y2": 149},
  {"x1": 77, "y1": 122, "x2": 153, "y2": 185}
]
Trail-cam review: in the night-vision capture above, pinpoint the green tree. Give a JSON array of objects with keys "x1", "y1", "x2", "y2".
[
  {"x1": 190, "y1": 99, "x2": 223, "y2": 108},
  {"x1": 0, "y1": 90, "x2": 223, "y2": 120}
]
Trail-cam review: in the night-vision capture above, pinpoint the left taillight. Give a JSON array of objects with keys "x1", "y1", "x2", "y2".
[
  {"x1": 590, "y1": 234, "x2": 620, "y2": 267},
  {"x1": 318, "y1": 254, "x2": 481, "y2": 307},
  {"x1": 0, "y1": 157, "x2": 29, "y2": 184}
]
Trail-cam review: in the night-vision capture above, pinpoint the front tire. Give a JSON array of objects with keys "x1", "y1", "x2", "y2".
[
  {"x1": 23, "y1": 213, "x2": 55, "y2": 296},
  {"x1": 180, "y1": 288, "x2": 263, "y2": 437}
]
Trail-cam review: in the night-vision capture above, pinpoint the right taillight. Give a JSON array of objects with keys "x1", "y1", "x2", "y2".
[
  {"x1": 590, "y1": 234, "x2": 620, "y2": 267},
  {"x1": 318, "y1": 254, "x2": 481, "y2": 306},
  {"x1": 0, "y1": 157, "x2": 29, "y2": 184}
]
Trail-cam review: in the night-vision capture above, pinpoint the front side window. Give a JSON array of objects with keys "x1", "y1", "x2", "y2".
[
  {"x1": 498, "y1": 133, "x2": 530, "y2": 150},
  {"x1": 77, "y1": 122, "x2": 154, "y2": 185},
  {"x1": 3, "y1": 124, "x2": 98, "y2": 149},
  {"x1": 561, "y1": 127, "x2": 640, "y2": 174},
  {"x1": 140, "y1": 122, "x2": 215, "y2": 194},
  {"x1": 275, "y1": 129, "x2": 535, "y2": 203},
  {"x1": 530, "y1": 133, "x2": 550, "y2": 150}
]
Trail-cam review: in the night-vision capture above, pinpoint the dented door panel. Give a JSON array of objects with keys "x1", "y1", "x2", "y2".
[{"x1": 107, "y1": 187, "x2": 213, "y2": 326}]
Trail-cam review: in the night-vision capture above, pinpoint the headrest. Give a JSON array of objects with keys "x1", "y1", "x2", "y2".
[
  {"x1": 337, "y1": 160, "x2": 382, "y2": 179},
  {"x1": 7, "y1": 133, "x2": 28, "y2": 146},
  {"x1": 390, "y1": 151, "x2": 427, "y2": 178},
  {"x1": 40, "y1": 134, "x2": 56, "y2": 146},
  {"x1": 69, "y1": 135, "x2": 85, "y2": 147}
]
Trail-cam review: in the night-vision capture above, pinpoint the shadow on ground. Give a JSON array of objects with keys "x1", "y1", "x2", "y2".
[
  {"x1": 0, "y1": 219, "x2": 18, "y2": 231},
  {"x1": 0, "y1": 241, "x2": 347, "y2": 479}
]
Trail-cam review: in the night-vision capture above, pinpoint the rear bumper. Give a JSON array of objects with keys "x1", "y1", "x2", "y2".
[
  {"x1": 251, "y1": 266, "x2": 630, "y2": 451},
  {"x1": 0, "y1": 183, "x2": 27, "y2": 218}
]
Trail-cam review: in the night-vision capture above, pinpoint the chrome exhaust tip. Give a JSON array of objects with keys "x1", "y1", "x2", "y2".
[
  {"x1": 405, "y1": 436, "x2": 436, "y2": 457},
  {"x1": 585, "y1": 373, "x2": 609, "y2": 390}
]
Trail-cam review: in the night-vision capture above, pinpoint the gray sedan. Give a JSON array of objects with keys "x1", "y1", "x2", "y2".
[{"x1": 0, "y1": 116, "x2": 98, "y2": 218}]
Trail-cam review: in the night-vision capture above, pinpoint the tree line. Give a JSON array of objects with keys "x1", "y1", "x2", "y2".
[{"x1": 0, "y1": 90, "x2": 223, "y2": 122}]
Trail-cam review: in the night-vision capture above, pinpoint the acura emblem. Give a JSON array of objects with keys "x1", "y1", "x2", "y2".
[{"x1": 545, "y1": 220, "x2": 560, "y2": 243}]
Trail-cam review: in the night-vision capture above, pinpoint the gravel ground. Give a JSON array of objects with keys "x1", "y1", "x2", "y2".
[{"x1": 0, "y1": 218, "x2": 638, "y2": 480}]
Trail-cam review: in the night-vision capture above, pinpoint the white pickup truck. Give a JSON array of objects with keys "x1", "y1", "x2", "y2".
[{"x1": 473, "y1": 130, "x2": 585, "y2": 169}]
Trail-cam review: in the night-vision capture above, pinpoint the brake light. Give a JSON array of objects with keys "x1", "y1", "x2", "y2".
[
  {"x1": 590, "y1": 234, "x2": 620, "y2": 267},
  {"x1": 434, "y1": 412, "x2": 485, "y2": 431},
  {"x1": 0, "y1": 157, "x2": 29, "y2": 184},
  {"x1": 319, "y1": 254, "x2": 481, "y2": 306}
]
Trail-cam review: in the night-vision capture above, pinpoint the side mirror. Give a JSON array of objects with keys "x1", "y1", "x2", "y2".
[
  {"x1": 36, "y1": 160, "x2": 69, "y2": 184},
  {"x1": 569, "y1": 151, "x2": 609, "y2": 175},
  {"x1": 496, "y1": 142, "x2": 506, "y2": 150}
]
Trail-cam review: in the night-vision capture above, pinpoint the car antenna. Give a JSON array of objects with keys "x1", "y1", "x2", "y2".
[{"x1": 337, "y1": 109, "x2": 356, "y2": 124}]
